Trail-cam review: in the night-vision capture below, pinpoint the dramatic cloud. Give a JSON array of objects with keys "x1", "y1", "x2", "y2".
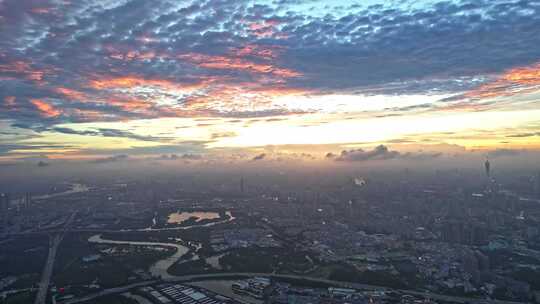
[
  {"x1": 92, "y1": 154, "x2": 130, "y2": 163},
  {"x1": 37, "y1": 160, "x2": 49, "y2": 167},
  {"x1": 335, "y1": 145, "x2": 401, "y2": 162},
  {"x1": 507, "y1": 132, "x2": 540, "y2": 138},
  {"x1": 50, "y1": 127, "x2": 169, "y2": 142},
  {"x1": 325, "y1": 152, "x2": 337, "y2": 159},
  {"x1": 333, "y1": 145, "x2": 442, "y2": 162},
  {"x1": 0, "y1": 143, "x2": 75, "y2": 156},
  {"x1": 30, "y1": 99, "x2": 62, "y2": 118},
  {"x1": 465, "y1": 62, "x2": 540, "y2": 99},
  {"x1": 1, "y1": 0, "x2": 540, "y2": 159},
  {"x1": 155, "y1": 154, "x2": 179, "y2": 160},
  {"x1": 180, "y1": 153, "x2": 203, "y2": 160},
  {"x1": 252, "y1": 153, "x2": 266, "y2": 161}
]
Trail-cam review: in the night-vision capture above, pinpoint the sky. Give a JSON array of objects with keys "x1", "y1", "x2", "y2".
[{"x1": 1, "y1": 0, "x2": 540, "y2": 164}]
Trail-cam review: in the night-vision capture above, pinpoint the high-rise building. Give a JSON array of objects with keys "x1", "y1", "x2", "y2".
[
  {"x1": 441, "y1": 220, "x2": 463, "y2": 244},
  {"x1": 536, "y1": 171, "x2": 540, "y2": 199},
  {"x1": 25, "y1": 192, "x2": 31, "y2": 209},
  {"x1": 485, "y1": 159, "x2": 491, "y2": 178},
  {"x1": 1, "y1": 193, "x2": 9, "y2": 233}
]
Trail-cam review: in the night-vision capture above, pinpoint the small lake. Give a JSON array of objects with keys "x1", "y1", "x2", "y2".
[{"x1": 167, "y1": 211, "x2": 221, "y2": 224}]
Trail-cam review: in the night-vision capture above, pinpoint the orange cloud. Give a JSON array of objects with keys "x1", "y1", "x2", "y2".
[
  {"x1": 88, "y1": 76, "x2": 216, "y2": 93},
  {"x1": 89, "y1": 76, "x2": 185, "y2": 90},
  {"x1": 466, "y1": 62, "x2": 540, "y2": 99},
  {"x1": 30, "y1": 99, "x2": 61, "y2": 118},
  {"x1": 503, "y1": 63, "x2": 540, "y2": 84},
  {"x1": 55, "y1": 84, "x2": 169, "y2": 119},
  {"x1": 179, "y1": 53, "x2": 301, "y2": 78},
  {"x1": 182, "y1": 83, "x2": 310, "y2": 112},
  {"x1": 106, "y1": 96, "x2": 154, "y2": 113},
  {"x1": 55, "y1": 87, "x2": 87, "y2": 101},
  {"x1": 82, "y1": 75, "x2": 229, "y2": 118}
]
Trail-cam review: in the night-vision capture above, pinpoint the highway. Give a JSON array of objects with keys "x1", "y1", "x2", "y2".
[
  {"x1": 8, "y1": 214, "x2": 235, "y2": 237},
  {"x1": 60, "y1": 272, "x2": 525, "y2": 304},
  {"x1": 34, "y1": 234, "x2": 62, "y2": 304},
  {"x1": 62, "y1": 281, "x2": 158, "y2": 304},
  {"x1": 34, "y1": 212, "x2": 77, "y2": 304}
]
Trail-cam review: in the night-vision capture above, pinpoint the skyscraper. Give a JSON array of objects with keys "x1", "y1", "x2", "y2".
[
  {"x1": 25, "y1": 192, "x2": 31, "y2": 209},
  {"x1": 485, "y1": 158, "x2": 491, "y2": 178},
  {"x1": 1, "y1": 193, "x2": 9, "y2": 233}
]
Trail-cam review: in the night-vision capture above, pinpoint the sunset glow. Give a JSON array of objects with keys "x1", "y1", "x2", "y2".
[{"x1": 1, "y1": 0, "x2": 540, "y2": 162}]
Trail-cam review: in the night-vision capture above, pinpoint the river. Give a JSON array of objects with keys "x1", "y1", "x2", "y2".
[
  {"x1": 88, "y1": 234, "x2": 193, "y2": 280},
  {"x1": 86, "y1": 210, "x2": 236, "y2": 280}
]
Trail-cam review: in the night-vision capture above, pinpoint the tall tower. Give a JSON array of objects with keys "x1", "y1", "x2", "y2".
[{"x1": 484, "y1": 158, "x2": 491, "y2": 178}]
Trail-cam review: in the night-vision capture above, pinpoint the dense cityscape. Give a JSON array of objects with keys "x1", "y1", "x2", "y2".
[{"x1": 1, "y1": 159, "x2": 540, "y2": 304}]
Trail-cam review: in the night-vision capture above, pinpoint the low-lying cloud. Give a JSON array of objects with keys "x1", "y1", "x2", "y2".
[{"x1": 330, "y1": 145, "x2": 442, "y2": 162}]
